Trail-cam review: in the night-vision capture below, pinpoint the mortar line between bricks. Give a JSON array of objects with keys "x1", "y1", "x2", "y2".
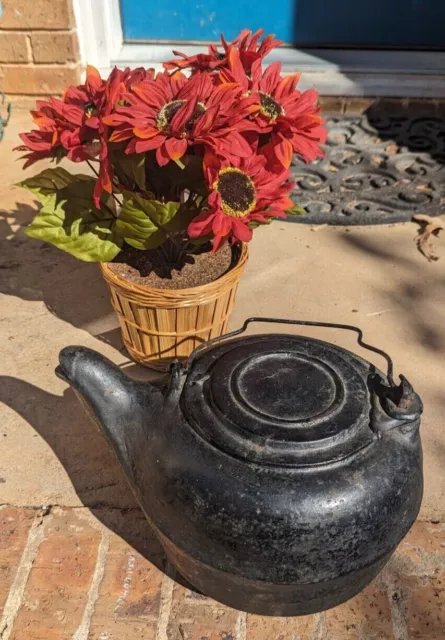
[
  {"x1": 24, "y1": 34, "x2": 33, "y2": 64},
  {"x1": 235, "y1": 612, "x2": 247, "y2": 640},
  {"x1": 0, "y1": 504, "x2": 143, "y2": 512},
  {"x1": 155, "y1": 572, "x2": 175, "y2": 640},
  {"x1": 0, "y1": 513, "x2": 47, "y2": 640},
  {"x1": 72, "y1": 532, "x2": 110, "y2": 640},
  {"x1": 0, "y1": 62, "x2": 80, "y2": 69},
  {"x1": 382, "y1": 568, "x2": 409, "y2": 640},
  {"x1": 0, "y1": 29, "x2": 78, "y2": 35},
  {"x1": 311, "y1": 613, "x2": 330, "y2": 640},
  {"x1": 0, "y1": 27, "x2": 77, "y2": 33}
]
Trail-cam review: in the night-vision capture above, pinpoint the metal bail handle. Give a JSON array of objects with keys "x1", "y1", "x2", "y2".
[{"x1": 187, "y1": 316, "x2": 396, "y2": 387}]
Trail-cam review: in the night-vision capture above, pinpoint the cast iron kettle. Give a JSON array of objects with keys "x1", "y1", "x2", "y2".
[{"x1": 56, "y1": 318, "x2": 423, "y2": 616}]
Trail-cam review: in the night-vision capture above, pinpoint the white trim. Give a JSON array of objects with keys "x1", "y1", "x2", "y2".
[
  {"x1": 73, "y1": 0, "x2": 445, "y2": 97},
  {"x1": 72, "y1": 0, "x2": 123, "y2": 72}
]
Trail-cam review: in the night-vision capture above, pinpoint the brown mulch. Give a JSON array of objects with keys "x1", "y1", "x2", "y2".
[{"x1": 109, "y1": 243, "x2": 234, "y2": 289}]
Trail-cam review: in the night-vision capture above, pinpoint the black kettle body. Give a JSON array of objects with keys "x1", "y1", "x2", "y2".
[{"x1": 57, "y1": 318, "x2": 423, "y2": 616}]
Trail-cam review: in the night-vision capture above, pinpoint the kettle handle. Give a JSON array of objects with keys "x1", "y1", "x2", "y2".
[{"x1": 186, "y1": 316, "x2": 396, "y2": 387}]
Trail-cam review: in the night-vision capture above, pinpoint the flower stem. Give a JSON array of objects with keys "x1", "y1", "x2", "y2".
[
  {"x1": 159, "y1": 243, "x2": 170, "y2": 265},
  {"x1": 86, "y1": 160, "x2": 122, "y2": 209},
  {"x1": 177, "y1": 241, "x2": 192, "y2": 263}
]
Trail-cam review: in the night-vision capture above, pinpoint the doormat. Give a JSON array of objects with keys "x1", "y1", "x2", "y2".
[{"x1": 288, "y1": 105, "x2": 445, "y2": 225}]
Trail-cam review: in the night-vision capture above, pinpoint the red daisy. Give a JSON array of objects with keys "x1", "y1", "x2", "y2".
[
  {"x1": 221, "y1": 51, "x2": 327, "y2": 168},
  {"x1": 91, "y1": 66, "x2": 156, "y2": 204},
  {"x1": 16, "y1": 66, "x2": 154, "y2": 182},
  {"x1": 188, "y1": 152, "x2": 294, "y2": 251},
  {"x1": 164, "y1": 29, "x2": 282, "y2": 74},
  {"x1": 16, "y1": 101, "x2": 70, "y2": 168},
  {"x1": 226, "y1": 29, "x2": 283, "y2": 74},
  {"x1": 164, "y1": 44, "x2": 228, "y2": 73},
  {"x1": 16, "y1": 65, "x2": 108, "y2": 169},
  {"x1": 103, "y1": 71, "x2": 257, "y2": 166}
]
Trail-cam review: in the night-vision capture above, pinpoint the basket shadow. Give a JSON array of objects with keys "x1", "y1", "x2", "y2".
[{"x1": 0, "y1": 203, "x2": 125, "y2": 354}]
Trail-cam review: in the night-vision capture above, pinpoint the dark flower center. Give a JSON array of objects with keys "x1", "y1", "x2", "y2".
[
  {"x1": 215, "y1": 168, "x2": 256, "y2": 217},
  {"x1": 156, "y1": 99, "x2": 206, "y2": 134},
  {"x1": 84, "y1": 101, "x2": 97, "y2": 118},
  {"x1": 259, "y1": 91, "x2": 284, "y2": 120}
]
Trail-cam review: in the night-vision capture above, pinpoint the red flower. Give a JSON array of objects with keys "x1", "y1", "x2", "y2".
[
  {"x1": 164, "y1": 44, "x2": 228, "y2": 73},
  {"x1": 16, "y1": 66, "x2": 154, "y2": 202},
  {"x1": 221, "y1": 51, "x2": 327, "y2": 168},
  {"x1": 91, "y1": 66, "x2": 155, "y2": 204},
  {"x1": 85, "y1": 66, "x2": 156, "y2": 204},
  {"x1": 16, "y1": 101, "x2": 67, "y2": 168},
  {"x1": 228, "y1": 29, "x2": 283, "y2": 74},
  {"x1": 188, "y1": 151, "x2": 294, "y2": 251},
  {"x1": 16, "y1": 65, "x2": 107, "y2": 169},
  {"x1": 164, "y1": 29, "x2": 282, "y2": 74},
  {"x1": 104, "y1": 71, "x2": 257, "y2": 166}
]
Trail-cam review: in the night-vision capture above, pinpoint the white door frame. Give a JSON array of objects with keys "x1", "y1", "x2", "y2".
[{"x1": 72, "y1": 0, "x2": 445, "y2": 97}]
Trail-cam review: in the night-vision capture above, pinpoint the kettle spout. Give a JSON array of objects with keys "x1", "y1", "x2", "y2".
[{"x1": 56, "y1": 346, "x2": 164, "y2": 477}]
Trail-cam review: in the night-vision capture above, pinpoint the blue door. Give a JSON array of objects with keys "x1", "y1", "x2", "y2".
[{"x1": 120, "y1": 0, "x2": 445, "y2": 48}]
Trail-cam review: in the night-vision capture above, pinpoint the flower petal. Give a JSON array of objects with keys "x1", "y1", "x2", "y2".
[
  {"x1": 273, "y1": 137, "x2": 293, "y2": 168},
  {"x1": 211, "y1": 234, "x2": 229, "y2": 253},
  {"x1": 231, "y1": 217, "x2": 253, "y2": 242},
  {"x1": 165, "y1": 136, "x2": 188, "y2": 160},
  {"x1": 212, "y1": 211, "x2": 232, "y2": 237},
  {"x1": 260, "y1": 61, "x2": 282, "y2": 94},
  {"x1": 188, "y1": 210, "x2": 215, "y2": 238}
]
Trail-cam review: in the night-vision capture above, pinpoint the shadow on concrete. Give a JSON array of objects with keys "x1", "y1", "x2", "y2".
[
  {"x1": 0, "y1": 369, "x2": 194, "y2": 589},
  {"x1": 0, "y1": 203, "x2": 125, "y2": 354},
  {"x1": 337, "y1": 231, "x2": 445, "y2": 355}
]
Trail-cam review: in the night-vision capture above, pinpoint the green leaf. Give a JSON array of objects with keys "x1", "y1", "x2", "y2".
[
  {"x1": 173, "y1": 156, "x2": 208, "y2": 196},
  {"x1": 164, "y1": 202, "x2": 199, "y2": 233},
  {"x1": 248, "y1": 218, "x2": 273, "y2": 230},
  {"x1": 18, "y1": 167, "x2": 92, "y2": 205},
  {"x1": 286, "y1": 203, "x2": 306, "y2": 216},
  {"x1": 126, "y1": 230, "x2": 166, "y2": 251},
  {"x1": 25, "y1": 175, "x2": 122, "y2": 262},
  {"x1": 153, "y1": 200, "x2": 181, "y2": 226},
  {"x1": 112, "y1": 153, "x2": 147, "y2": 192},
  {"x1": 117, "y1": 193, "x2": 187, "y2": 250},
  {"x1": 117, "y1": 195, "x2": 164, "y2": 250},
  {"x1": 144, "y1": 153, "x2": 208, "y2": 198},
  {"x1": 189, "y1": 235, "x2": 211, "y2": 247},
  {"x1": 123, "y1": 193, "x2": 180, "y2": 226}
]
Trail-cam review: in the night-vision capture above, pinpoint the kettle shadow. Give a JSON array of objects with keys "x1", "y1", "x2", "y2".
[{"x1": 0, "y1": 371, "x2": 194, "y2": 590}]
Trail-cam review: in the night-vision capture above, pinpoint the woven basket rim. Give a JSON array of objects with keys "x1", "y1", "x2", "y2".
[{"x1": 100, "y1": 243, "x2": 248, "y2": 296}]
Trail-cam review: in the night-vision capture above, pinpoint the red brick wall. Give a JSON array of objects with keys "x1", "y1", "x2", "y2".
[{"x1": 0, "y1": 0, "x2": 81, "y2": 106}]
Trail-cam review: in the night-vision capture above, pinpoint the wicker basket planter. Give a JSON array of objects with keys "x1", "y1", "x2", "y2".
[{"x1": 100, "y1": 244, "x2": 248, "y2": 370}]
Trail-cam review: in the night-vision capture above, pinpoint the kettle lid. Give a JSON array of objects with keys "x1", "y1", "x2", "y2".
[{"x1": 182, "y1": 332, "x2": 376, "y2": 466}]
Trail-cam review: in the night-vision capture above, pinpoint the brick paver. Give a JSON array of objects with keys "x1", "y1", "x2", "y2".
[
  {"x1": 324, "y1": 581, "x2": 393, "y2": 639},
  {"x1": 9, "y1": 509, "x2": 102, "y2": 640},
  {"x1": 0, "y1": 510, "x2": 444, "y2": 639},
  {"x1": 167, "y1": 583, "x2": 242, "y2": 640},
  {"x1": 87, "y1": 523, "x2": 163, "y2": 639},
  {"x1": 0, "y1": 507, "x2": 36, "y2": 616},
  {"x1": 246, "y1": 613, "x2": 319, "y2": 639}
]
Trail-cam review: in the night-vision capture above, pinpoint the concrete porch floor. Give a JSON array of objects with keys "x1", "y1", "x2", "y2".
[{"x1": 0, "y1": 109, "x2": 444, "y2": 639}]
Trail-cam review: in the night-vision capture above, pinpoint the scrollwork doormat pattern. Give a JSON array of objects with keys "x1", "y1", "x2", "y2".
[{"x1": 289, "y1": 108, "x2": 445, "y2": 225}]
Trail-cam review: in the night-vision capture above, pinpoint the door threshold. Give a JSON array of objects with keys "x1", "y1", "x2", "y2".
[{"x1": 105, "y1": 45, "x2": 445, "y2": 97}]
